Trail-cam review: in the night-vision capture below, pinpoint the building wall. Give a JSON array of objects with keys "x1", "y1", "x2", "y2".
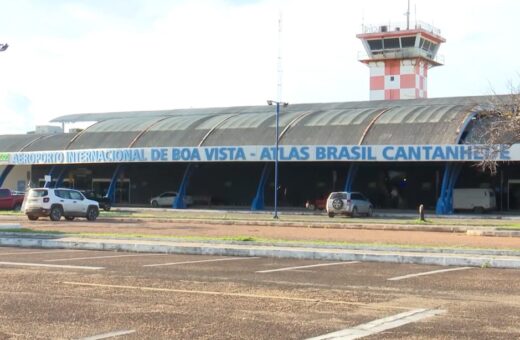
[
  {"x1": 0, "y1": 165, "x2": 31, "y2": 191},
  {"x1": 369, "y1": 59, "x2": 428, "y2": 100}
]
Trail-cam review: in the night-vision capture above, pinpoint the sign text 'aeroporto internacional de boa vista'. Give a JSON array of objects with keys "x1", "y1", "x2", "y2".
[{"x1": 1, "y1": 144, "x2": 517, "y2": 165}]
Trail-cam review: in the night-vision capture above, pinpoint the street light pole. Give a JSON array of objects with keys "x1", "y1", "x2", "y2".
[
  {"x1": 268, "y1": 100, "x2": 287, "y2": 219},
  {"x1": 274, "y1": 101, "x2": 280, "y2": 219}
]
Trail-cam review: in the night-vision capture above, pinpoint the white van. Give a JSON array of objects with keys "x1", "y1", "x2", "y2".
[{"x1": 453, "y1": 188, "x2": 496, "y2": 213}]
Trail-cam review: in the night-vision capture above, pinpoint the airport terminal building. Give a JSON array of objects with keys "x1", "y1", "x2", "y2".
[{"x1": 1, "y1": 23, "x2": 519, "y2": 214}]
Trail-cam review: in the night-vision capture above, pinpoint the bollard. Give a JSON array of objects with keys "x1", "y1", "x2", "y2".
[{"x1": 419, "y1": 204, "x2": 426, "y2": 222}]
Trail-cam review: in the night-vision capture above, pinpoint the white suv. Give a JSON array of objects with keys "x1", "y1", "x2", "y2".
[
  {"x1": 24, "y1": 188, "x2": 99, "y2": 221},
  {"x1": 326, "y1": 191, "x2": 373, "y2": 218}
]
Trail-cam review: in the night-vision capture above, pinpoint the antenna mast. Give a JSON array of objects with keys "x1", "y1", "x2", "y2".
[
  {"x1": 406, "y1": 0, "x2": 410, "y2": 30},
  {"x1": 277, "y1": 12, "x2": 283, "y2": 102}
]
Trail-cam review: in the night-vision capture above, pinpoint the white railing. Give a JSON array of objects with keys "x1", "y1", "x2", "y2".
[
  {"x1": 357, "y1": 48, "x2": 445, "y2": 64},
  {"x1": 361, "y1": 21, "x2": 441, "y2": 36}
]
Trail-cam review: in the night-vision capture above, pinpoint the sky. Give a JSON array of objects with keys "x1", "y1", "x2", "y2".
[{"x1": 0, "y1": 0, "x2": 519, "y2": 134}]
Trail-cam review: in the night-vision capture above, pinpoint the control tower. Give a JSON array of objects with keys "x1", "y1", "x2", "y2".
[{"x1": 357, "y1": 21, "x2": 445, "y2": 100}]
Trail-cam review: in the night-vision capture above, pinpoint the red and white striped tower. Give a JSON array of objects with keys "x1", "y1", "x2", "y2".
[{"x1": 357, "y1": 22, "x2": 445, "y2": 100}]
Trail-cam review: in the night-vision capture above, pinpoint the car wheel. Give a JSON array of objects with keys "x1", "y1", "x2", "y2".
[
  {"x1": 351, "y1": 207, "x2": 358, "y2": 217},
  {"x1": 13, "y1": 203, "x2": 22, "y2": 211},
  {"x1": 65, "y1": 216, "x2": 75, "y2": 221},
  {"x1": 328, "y1": 212, "x2": 335, "y2": 218},
  {"x1": 103, "y1": 203, "x2": 111, "y2": 211},
  {"x1": 27, "y1": 215, "x2": 38, "y2": 221},
  {"x1": 332, "y1": 199, "x2": 343, "y2": 210},
  {"x1": 86, "y1": 206, "x2": 99, "y2": 221},
  {"x1": 49, "y1": 206, "x2": 63, "y2": 221},
  {"x1": 151, "y1": 200, "x2": 159, "y2": 208}
]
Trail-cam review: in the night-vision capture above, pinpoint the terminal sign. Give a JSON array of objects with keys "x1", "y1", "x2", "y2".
[{"x1": 4, "y1": 144, "x2": 515, "y2": 165}]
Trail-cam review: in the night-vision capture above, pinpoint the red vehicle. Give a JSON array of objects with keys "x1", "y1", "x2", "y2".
[
  {"x1": 305, "y1": 196, "x2": 328, "y2": 210},
  {"x1": 0, "y1": 188, "x2": 25, "y2": 211}
]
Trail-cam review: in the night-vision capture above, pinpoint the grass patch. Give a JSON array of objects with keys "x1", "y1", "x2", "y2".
[{"x1": 1, "y1": 229, "x2": 518, "y2": 252}]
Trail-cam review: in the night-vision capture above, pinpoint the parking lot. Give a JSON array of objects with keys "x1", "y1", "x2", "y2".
[{"x1": 0, "y1": 246, "x2": 519, "y2": 339}]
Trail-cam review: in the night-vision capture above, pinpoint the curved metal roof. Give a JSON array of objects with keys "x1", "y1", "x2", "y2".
[{"x1": 0, "y1": 95, "x2": 504, "y2": 153}]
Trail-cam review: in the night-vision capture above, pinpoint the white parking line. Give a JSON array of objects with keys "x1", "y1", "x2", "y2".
[
  {"x1": 76, "y1": 329, "x2": 136, "y2": 340},
  {"x1": 0, "y1": 261, "x2": 104, "y2": 270},
  {"x1": 44, "y1": 253, "x2": 169, "y2": 262},
  {"x1": 256, "y1": 261, "x2": 359, "y2": 273},
  {"x1": 387, "y1": 267, "x2": 472, "y2": 281},
  {"x1": 0, "y1": 250, "x2": 89, "y2": 256},
  {"x1": 306, "y1": 308, "x2": 445, "y2": 339},
  {"x1": 143, "y1": 256, "x2": 260, "y2": 267}
]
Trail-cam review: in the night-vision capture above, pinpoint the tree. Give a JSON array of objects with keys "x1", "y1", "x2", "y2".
[{"x1": 467, "y1": 88, "x2": 520, "y2": 174}]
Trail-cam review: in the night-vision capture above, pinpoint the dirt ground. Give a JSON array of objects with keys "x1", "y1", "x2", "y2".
[{"x1": 1, "y1": 215, "x2": 519, "y2": 249}]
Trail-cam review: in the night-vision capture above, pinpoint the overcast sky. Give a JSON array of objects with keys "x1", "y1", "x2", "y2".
[{"x1": 0, "y1": 0, "x2": 518, "y2": 134}]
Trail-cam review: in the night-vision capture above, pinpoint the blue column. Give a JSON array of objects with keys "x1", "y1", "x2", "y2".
[
  {"x1": 435, "y1": 163, "x2": 463, "y2": 215},
  {"x1": 44, "y1": 166, "x2": 57, "y2": 188},
  {"x1": 251, "y1": 163, "x2": 271, "y2": 211},
  {"x1": 105, "y1": 164, "x2": 124, "y2": 204},
  {"x1": 0, "y1": 165, "x2": 13, "y2": 188},
  {"x1": 55, "y1": 166, "x2": 70, "y2": 188},
  {"x1": 173, "y1": 164, "x2": 193, "y2": 209},
  {"x1": 344, "y1": 163, "x2": 359, "y2": 192}
]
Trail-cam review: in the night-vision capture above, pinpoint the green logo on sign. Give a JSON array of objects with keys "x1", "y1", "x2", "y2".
[{"x1": 0, "y1": 153, "x2": 9, "y2": 162}]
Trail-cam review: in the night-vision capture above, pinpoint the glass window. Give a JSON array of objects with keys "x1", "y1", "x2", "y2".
[
  {"x1": 330, "y1": 192, "x2": 348, "y2": 199},
  {"x1": 29, "y1": 189, "x2": 48, "y2": 198},
  {"x1": 401, "y1": 36, "x2": 416, "y2": 47},
  {"x1": 367, "y1": 39, "x2": 383, "y2": 50},
  {"x1": 56, "y1": 190, "x2": 71, "y2": 199},
  {"x1": 0, "y1": 189, "x2": 8, "y2": 198},
  {"x1": 70, "y1": 191, "x2": 84, "y2": 200},
  {"x1": 383, "y1": 38, "x2": 400, "y2": 49}
]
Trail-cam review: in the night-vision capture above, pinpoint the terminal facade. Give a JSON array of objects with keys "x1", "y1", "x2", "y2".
[{"x1": 0, "y1": 23, "x2": 519, "y2": 214}]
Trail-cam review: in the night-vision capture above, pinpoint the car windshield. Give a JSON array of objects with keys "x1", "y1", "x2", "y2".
[
  {"x1": 330, "y1": 192, "x2": 348, "y2": 199},
  {"x1": 29, "y1": 189, "x2": 48, "y2": 197}
]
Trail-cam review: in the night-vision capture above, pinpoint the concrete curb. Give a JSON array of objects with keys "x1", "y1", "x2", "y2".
[
  {"x1": 1, "y1": 236, "x2": 519, "y2": 269},
  {"x1": 467, "y1": 229, "x2": 520, "y2": 237},
  {"x1": 0, "y1": 224, "x2": 20, "y2": 230},
  {"x1": 2, "y1": 232, "x2": 519, "y2": 257},
  {"x1": 106, "y1": 217, "x2": 520, "y2": 237}
]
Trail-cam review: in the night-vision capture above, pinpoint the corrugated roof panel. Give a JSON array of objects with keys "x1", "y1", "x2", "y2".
[
  {"x1": 87, "y1": 117, "x2": 159, "y2": 132},
  {"x1": 376, "y1": 107, "x2": 412, "y2": 124},
  {"x1": 403, "y1": 106, "x2": 431, "y2": 123},
  {"x1": 24, "y1": 133, "x2": 76, "y2": 151},
  {"x1": 0, "y1": 135, "x2": 45, "y2": 152},
  {"x1": 267, "y1": 110, "x2": 308, "y2": 127},
  {"x1": 219, "y1": 112, "x2": 275, "y2": 129},
  {"x1": 194, "y1": 114, "x2": 237, "y2": 130},
  {"x1": 150, "y1": 115, "x2": 211, "y2": 131},
  {"x1": 305, "y1": 109, "x2": 375, "y2": 127}
]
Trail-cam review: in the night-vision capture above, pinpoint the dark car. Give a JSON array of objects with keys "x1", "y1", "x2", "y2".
[{"x1": 81, "y1": 190, "x2": 111, "y2": 211}]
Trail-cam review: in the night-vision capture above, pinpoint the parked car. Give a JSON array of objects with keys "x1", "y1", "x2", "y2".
[
  {"x1": 23, "y1": 188, "x2": 99, "y2": 221},
  {"x1": 326, "y1": 191, "x2": 373, "y2": 218},
  {"x1": 81, "y1": 190, "x2": 112, "y2": 211},
  {"x1": 150, "y1": 191, "x2": 193, "y2": 207},
  {"x1": 305, "y1": 196, "x2": 328, "y2": 210},
  {"x1": 0, "y1": 188, "x2": 25, "y2": 211}
]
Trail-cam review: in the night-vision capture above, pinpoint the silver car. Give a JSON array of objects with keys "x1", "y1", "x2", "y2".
[
  {"x1": 150, "y1": 191, "x2": 193, "y2": 207},
  {"x1": 326, "y1": 191, "x2": 373, "y2": 218}
]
